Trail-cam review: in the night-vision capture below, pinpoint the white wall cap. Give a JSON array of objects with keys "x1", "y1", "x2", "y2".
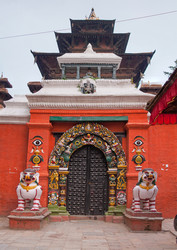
[
  {"x1": 26, "y1": 79, "x2": 154, "y2": 110},
  {"x1": 0, "y1": 95, "x2": 30, "y2": 124}
]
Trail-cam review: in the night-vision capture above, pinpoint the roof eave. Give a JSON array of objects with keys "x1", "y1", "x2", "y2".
[{"x1": 146, "y1": 68, "x2": 177, "y2": 112}]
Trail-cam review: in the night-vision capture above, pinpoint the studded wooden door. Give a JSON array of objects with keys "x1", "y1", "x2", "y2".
[{"x1": 67, "y1": 145, "x2": 108, "y2": 215}]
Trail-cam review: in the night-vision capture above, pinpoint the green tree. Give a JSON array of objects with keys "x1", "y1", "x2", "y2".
[{"x1": 164, "y1": 60, "x2": 177, "y2": 76}]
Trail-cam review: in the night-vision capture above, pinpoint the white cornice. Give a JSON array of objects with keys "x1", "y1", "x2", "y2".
[
  {"x1": 57, "y1": 44, "x2": 122, "y2": 70},
  {"x1": 0, "y1": 95, "x2": 30, "y2": 124},
  {"x1": 28, "y1": 102, "x2": 148, "y2": 109},
  {"x1": 26, "y1": 79, "x2": 154, "y2": 110}
]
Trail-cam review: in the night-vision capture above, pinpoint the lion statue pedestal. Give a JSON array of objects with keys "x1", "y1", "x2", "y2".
[
  {"x1": 124, "y1": 168, "x2": 163, "y2": 231},
  {"x1": 8, "y1": 169, "x2": 50, "y2": 230}
]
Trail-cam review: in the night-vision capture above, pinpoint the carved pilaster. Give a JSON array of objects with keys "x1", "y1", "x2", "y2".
[
  {"x1": 58, "y1": 169, "x2": 69, "y2": 208},
  {"x1": 107, "y1": 168, "x2": 117, "y2": 208}
]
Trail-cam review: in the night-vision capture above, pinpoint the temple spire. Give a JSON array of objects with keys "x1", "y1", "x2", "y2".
[{"x1": 87, "y1": 8, "x2": 99, "y2": 20}]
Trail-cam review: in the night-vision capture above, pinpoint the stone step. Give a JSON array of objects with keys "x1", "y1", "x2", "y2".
[{"x1": 49, "y1": 214, "x2": 124, "y2": 223}]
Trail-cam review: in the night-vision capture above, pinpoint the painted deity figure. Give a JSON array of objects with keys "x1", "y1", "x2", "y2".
[
  {"x1": 132, "y1": 168, "x2": 158, "y2": 212},
  {"x1": 16, "y1": 168, "x2": 42, "y2": 211}
]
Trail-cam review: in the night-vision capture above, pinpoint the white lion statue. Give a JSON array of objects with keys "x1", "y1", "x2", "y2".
[
  {"x1": 16, "y1": 168, "x2": 42, "y2": 211},
  {"x1": 132, "y1": 168, "x2": 158, "y2": 212}
]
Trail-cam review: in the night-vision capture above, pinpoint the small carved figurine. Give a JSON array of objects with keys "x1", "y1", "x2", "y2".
[
  {"x1": 80, "y1": 78, "x2": 96, "y2": 94},
  {"x1": 16, "y1": 168, "x2": 42, "y2": 211},
  {"x1": 132, "y1": 168, "x2": 158, "y2": 212}
]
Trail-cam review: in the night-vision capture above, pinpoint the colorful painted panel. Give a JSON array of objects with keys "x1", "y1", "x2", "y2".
[
  {"x1": 29, "y1": 136, "x2": 44, "y2": 171},
  {"x1": 132, "y1": 136, "x2": 146, "y2": 171},
  {"x1": 49, "y1": 123, "x2": 126, "y2": 168}
]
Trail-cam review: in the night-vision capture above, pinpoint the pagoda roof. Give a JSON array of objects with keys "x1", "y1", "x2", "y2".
[
  {"x1": 28, "y1": 81, "x2": 42, "y2": 93},
  {"x1": 31, "y1": 51, "x2": 62, "y2": 79},
  {"x1": 31, "y1": 50, "x2": 154, "y2": 84},
  {"x1": 57, "y1": 44, "x2": 122, "y2": 69},
  {"x1": 0, "y1": 77, "x2": 12, "y2": 88},
  {"x1": 0, "y1": 89, "x2": 12, "y2": 100},
  {"x1": 118, "y1": 51, "x2": 155, "y2": 85},
  {"x1": 70, "y1": 19, "x2": 115, "y2": 34},
  {"x1": 55, "y1": 32, "x2": 130, "y2": 54}
]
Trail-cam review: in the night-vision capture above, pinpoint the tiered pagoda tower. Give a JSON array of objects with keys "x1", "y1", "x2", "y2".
[
  {"x1": 29, "y1": 9, "x2": 154, "y2": 92},
  {"x1": 0, "y1": 75, "x2": 12, "y2": 108}
]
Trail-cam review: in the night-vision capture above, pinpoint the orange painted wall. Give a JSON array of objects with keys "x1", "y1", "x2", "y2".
[
  {"x1": 1, "y1": 108, "x2": 176, "y2": 218},
  {"x1": 0, "y1": 124, "x2": 28, "y2": 215},
  {"x1": 21, "y1": 109, "x2": 149, "y2": 210},
  {"x1": 125, "y1": 123, "x2": 149, "y2": 208},
  {"x1": 148, "y1": 124, "x2": 177, "y2": 218},
  {"x1": 26, "y1": 122, "x2": 52, "y2": 208}
]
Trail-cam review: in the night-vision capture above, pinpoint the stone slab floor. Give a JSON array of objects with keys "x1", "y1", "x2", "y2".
[{"x1": 0, "y1": 217, "x2": 177, "y2": 250}]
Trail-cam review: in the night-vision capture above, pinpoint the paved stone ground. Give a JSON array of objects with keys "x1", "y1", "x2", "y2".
[{"x1": 0, "y1": 217, "x2": 177, "y2": 250}]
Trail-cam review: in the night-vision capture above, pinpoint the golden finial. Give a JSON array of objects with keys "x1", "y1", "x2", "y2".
[{"x1": 88, "y1": 8, "x2": 99, "y2": 20}]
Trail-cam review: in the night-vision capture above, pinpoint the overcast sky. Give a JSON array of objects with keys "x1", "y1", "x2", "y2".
[{"x1": 0, "y1": 0, "x2": 177, "y2": 96}]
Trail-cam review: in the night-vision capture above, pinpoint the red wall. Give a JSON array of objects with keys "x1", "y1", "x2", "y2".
[
  {"x1": 0, "y1": 124, "x2": 28, "y2": 215},
  {"x1": 148, "y1": 124, "x2": 177, "y2": 218},
  {"x1": 0, "y1": 110, "x2": 176, "y2": 219}
]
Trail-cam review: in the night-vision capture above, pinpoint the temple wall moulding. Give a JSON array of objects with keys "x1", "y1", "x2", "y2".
[{"x1": 48, "y1": 122, "x2": 127, "y2": 212}]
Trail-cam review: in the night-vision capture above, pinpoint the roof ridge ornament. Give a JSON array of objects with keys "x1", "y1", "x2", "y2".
[
  {"x1": 84, "y1": 43, "x2": 96, "y2": 54},
  {"x1": 87, "y1": 8, "x2": 99, "y2": 20}
]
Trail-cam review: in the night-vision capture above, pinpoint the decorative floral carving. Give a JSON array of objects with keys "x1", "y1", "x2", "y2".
[
  {"x1": 49, "y1": 123, "x2": 126, "y2": 169},
  {"x1": 48, "y1": 191, "x2": 59, "y2": 205},
  {"x1": 117, "y1": 191, "x2": 127, "y2": 205},
  {"x1": 49, "y1": 170, "x2": 59, "y2": 189},
  {"x1": 109, "y1": 174, "x2": 116, "y2": 186},
  {"x1": 59, "y1": 174, "x2": 67, "y2": 185},
  {"x1": 109, "y1": 197, "x2": 116, "y2": 206},
  {"x1": 117, "y1": 169, "x2": 126, "y2": 189}
]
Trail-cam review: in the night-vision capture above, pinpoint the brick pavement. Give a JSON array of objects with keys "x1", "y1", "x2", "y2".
[{"x1": 0, "y1": 217, "x2": 177, "y2": 250}]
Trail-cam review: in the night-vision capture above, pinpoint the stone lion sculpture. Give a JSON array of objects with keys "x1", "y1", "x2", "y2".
[
  {"x1": 131, "y1": 168, "x2": 158, "y2": 212},
  {"x1": 16, "y1": 168, "x2": 42, "y2": 211}
]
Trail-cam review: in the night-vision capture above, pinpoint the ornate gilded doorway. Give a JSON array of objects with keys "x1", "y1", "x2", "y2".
[
  {"x1": 67, "y1": 145, "x2": 108, "y2": 215},
  {"x1": 48, "y1": 123, "x2": 127, "y2": 215}
]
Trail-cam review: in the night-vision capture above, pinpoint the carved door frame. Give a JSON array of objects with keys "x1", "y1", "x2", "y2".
[{"x1": 48, "y1": 123, "x2": 127, "y2": 213}]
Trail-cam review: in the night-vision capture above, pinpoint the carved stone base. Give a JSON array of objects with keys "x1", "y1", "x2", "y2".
[
  {"x1": 48, "y1": 205, "x2": 70, "y2": 216},
  {"x1": 106, "y1": 205, "x2": 126, "y2": 216},
  {"x1": 123, "y1": 208, "x2": 163, "y2": 231},
  {"x1": 8, "y1": 208, "x2": 51, "y2": 230}
]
